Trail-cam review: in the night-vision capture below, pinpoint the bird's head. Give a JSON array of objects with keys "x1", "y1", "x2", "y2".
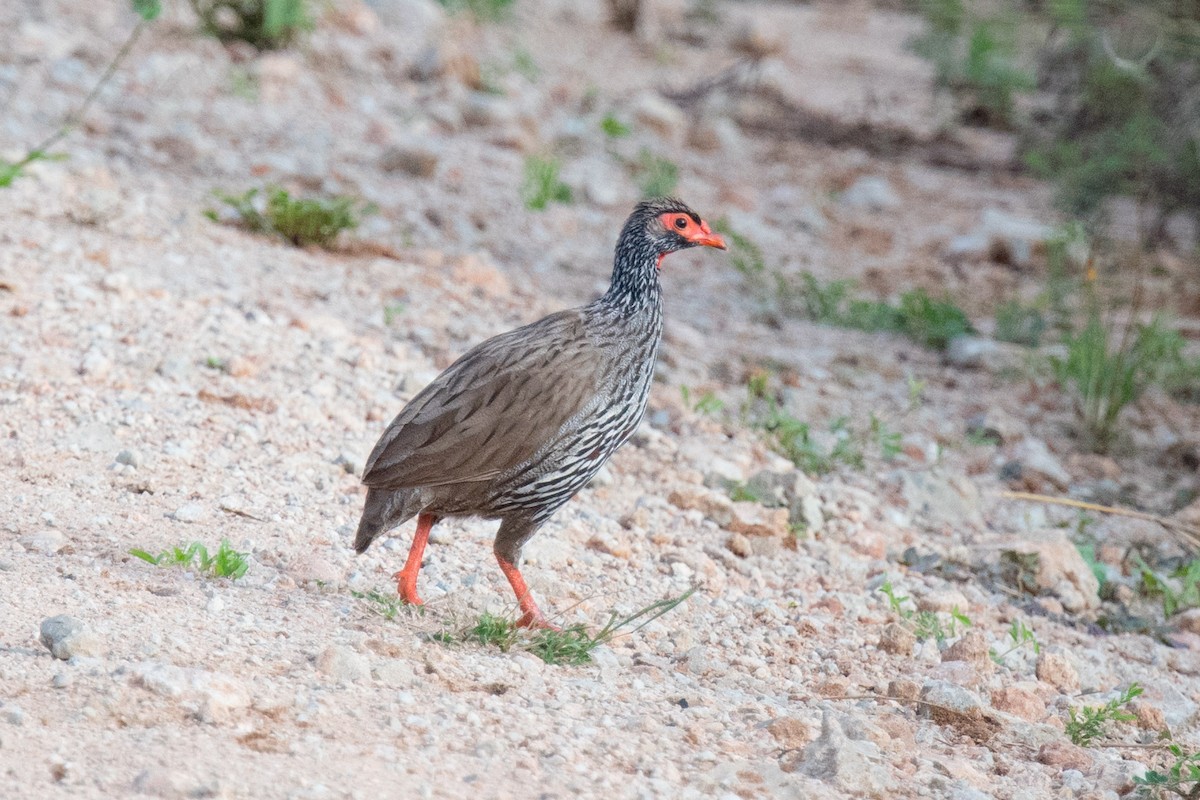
[{"x1": 620, "y1": 197, "x2": 727, "y2": 268}]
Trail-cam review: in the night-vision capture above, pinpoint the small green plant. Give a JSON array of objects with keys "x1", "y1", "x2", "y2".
[
  {"x1": 879, "y1": 579, "x2": 971, "y2": 643},
  {"x1": 1077, "y1": 543, "x2": 1108, "y2": 591},
  {"x1": 130, "y1": 540, "x2": 249, "y2": 580},
  {"x1": 1135, "y1": 744, "x2": 1200, "y2": 798},
  {"x1": 870, "y1": 413, "x2": 902, "y2": 461},
  {"x1": 712, "y1": 219, "x2": 766, "y2": 281},
  {"x1": 897, "y1": 288, "x2": 974, "y2": 350},
  {"x1": 994, "y1": 299, "x2": 1046, "y2": 347},
  {"x1": 1137, "y1": 557, "x2": 1200, "y2": 618},
  {"x1": 188, "y1": 0, "x2": 312, "y2": 49},
  {"x1": 351, "y1": 589, "x2": 405, "y2": 621},
  {"x1": 432, "y1": 588, "x2": 695, "y2": 665},
  {"x1": 906, "y1": 375, "x2": 927, "y2": 410},
  {"x1": 600, "y1": 113, "x2": 631, "y2": 138},
  {"x1": 636, "y1": 149, "x2": 679, "y2": 198},
  {"x1": 990, "y1": 618, "x2": 1040, "y2": 665},
  {"x1": 383, "y1": 303, "x2": 406, "y2": 326},
  {"x1": 680, "y1": 385, "x2": 724, "y2": 415},
  {"x1": 467, "y1": 612, "x2": 519, "y2": 650},
  {"x1": 436, "y1": 0, "x2": 515, "y2": 22},
  {"x1": 1065, "y1": 683, "x2": 1143, "y2": 747},
  {"x1": 1052, "y1": 312, "x2": 1185, "y2": 451},
  {"x1": 909, "y1": 0, "x2": 1036, "y2": 127},
  {"x1": 207, "y1": 187, "x2": 366, "y2": 247},
  {"x1": 794, "y1": 274, "x2": 972, "y2": 351},
  {"x1": 728, "y1": 482, "x2": 765, "y2": 504},
  {"x1": 521, "y1": 156, "x2": 572, "y2": 211}
]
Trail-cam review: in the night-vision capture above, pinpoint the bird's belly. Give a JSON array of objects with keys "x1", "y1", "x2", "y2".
[{"x1": 485, "y1": 380, "x2": 651, "y2": 517}]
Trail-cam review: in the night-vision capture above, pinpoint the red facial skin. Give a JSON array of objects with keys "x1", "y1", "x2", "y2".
[{"x1": 656, "y1": 213, "x2": 728, "y2": 268}]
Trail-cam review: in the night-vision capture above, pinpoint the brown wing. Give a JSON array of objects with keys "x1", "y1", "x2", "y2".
[{"x1": 362, "y1": 310, "x2": 602, "y2": 490}]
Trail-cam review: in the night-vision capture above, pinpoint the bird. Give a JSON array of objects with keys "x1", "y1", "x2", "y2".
[{"x1": 353, "y1": 197, "x2": 727, "y2": 628}]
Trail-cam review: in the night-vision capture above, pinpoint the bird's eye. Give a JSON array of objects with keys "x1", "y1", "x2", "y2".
[{"x1": 674, "y1": 217, "x2": 687, "y2": 230}]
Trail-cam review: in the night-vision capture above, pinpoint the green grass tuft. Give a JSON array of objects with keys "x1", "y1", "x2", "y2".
[
  {"x1": 130, "y1": 540, "x2": 249, "y2": 580},
  {"x1": 208, "y1": 187, "x2": 367, "y2": 248},
  {"x1": 636, "y1": 149, "x2": 679, "y2": 198},
  {"x1": 521, "y1": 156, "x2": 572, "y2": 211}
]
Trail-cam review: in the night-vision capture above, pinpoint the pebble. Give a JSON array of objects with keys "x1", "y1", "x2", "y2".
[
  {"x1": 380, "y1": 140, "x2": 440, "y2": 178},
  {"x1": 170, "y1": 501, "x2": 207, "y2": 524},
  {"x1": 316, "y1": 645, "x2": 371, "y2": 683},
  {"x1": 1035, "y1": 650, "x2": 1080, "y2": 693},
  {"x1": 1008, "y1": 438, "x2": 1072, "y2": 490},
  {"x1": 116, "y1": 449, "x2": 143, "y2": 468},
  {"x1": 839, "y1": 175, "x2": 899, "y2": 211},
  {"x1": 40, "y1": 615, "x2": 102, "y2": 660},
  {"x1": 20, "y1": 530, "x2": 66, "y2": 555}
]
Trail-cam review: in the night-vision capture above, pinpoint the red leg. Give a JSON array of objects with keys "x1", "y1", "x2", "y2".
[
  {"x1": 496, "y1": 554, "x2": 558, "y2": 630},
  {"x1": 394, "y1": 513, "x2": 438, "y2": 606}
]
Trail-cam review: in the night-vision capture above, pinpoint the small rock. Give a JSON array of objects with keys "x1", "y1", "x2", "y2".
[
  {"x1": 40, "y1": 615, "x2": 102, "y2": 660},
  {"x1": 879, "y1": 622, "x2": 915, "y2": 656},
  {"x1": 726, "y1": 532, "x2": 752, "y2": 558},
  {"x1": 989, "y1": 684, "x2": 1046, "y2": 722},
  {"x1": 632, "y1": 92, "x2": 685, "y2": 141},
  {"x1": 380, "y1": 140, "x2": 440, "y2": 178},
  {"x1": 795, "y1": 494, "x2": 825, "y2": 535},
  {"x1": 941, "y1": 630, "x2": 993, "y2": 673},
  {"x1": 170, "y1": 502, "x2": 207, "y2": 524},
  {"x1": 979, "y1": 208, "x2": 1054, "y2": 269},
  {"x1": 790, "y1": 710, "x2": 891, "y2": 794},
  {"x1": 1002, "y1": 531, "x2": 1100, "y2": 612},
  {"x1": 20, "y1": 530, "x2": 66, "y2": 555},
  {"x1": 888, "y1": 679, "x2": 920, "y2": 702},
  {"x1": 1035, "y1": 650, "x2": 1080, "y2": 693},
  {"x1": 1131, "y1": 701, "x2": 1167, "y2": 732},
  {"x1": 1036, "y1": 740, "x2": 1092, "y2": 772},
  {"x1": 915, "y1": 589, "x2": 970, "y2": 613},
  {"x1": 79, "y1": 348, "x2": 112, "y2": 379},
  {"x1": 51, "y1": 672, "x2": 71, "y2": 689},
  {"x1": 944, "y1": 336, "x2": 997, "y2": 370},
  {"x1": 731, "y1": 18, "x2": 784, "y2": 57},
  {"x1": 919, "y1": 680, "x2": 999, "y2": 742},
  {"x1": 839, "y1": 175, "x2": 899, "y2": 212},
  {"x1": 667, "y1": 488, "x2": 733, "y2": 527},
  {"x1": 461, "y1": 92, "x2": 516, "y2": 127},
  {"x1": 116, "y1": 449, "x2": 143, "y2": 468},
  {"x1": 1, "y1": 705, "x2": 25, "y2": 725},
  {"x1": 316, "y1": 645, "x2": 370, "y2": 683},
  {"x1": 726, "y1": 501, "x2": 789, "y2": 541},
  {"x1": 1008, "y1": 438, "x2": 1072, "y2": 490},
  {"x1": 766, "y1": 717, "x2": 810, "y2": 750},
  {"x1": 373, "y1": 660, "x2": 415, "y2": 687}
]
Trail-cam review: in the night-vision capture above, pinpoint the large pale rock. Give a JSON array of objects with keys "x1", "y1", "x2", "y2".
[
  {"x1": 787, "y1": 711, "x2": 892, "y2": 795},
  {"x1": 1001, "y1": 530, "x2": 1100, "y2": 611},
  {"x1": 40, "y1": 616, "x2": 102, "y2": 660}
]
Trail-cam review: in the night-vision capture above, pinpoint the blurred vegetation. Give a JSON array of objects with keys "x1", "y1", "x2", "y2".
[
  {"x1": 911, "y1": 0, "x2": 1200, "y2": 234},
  {"x1": 206, "y1": 187, "x2": 369, "y2": 247},
  {"x1": 188, "y1": 0, "x2": 312, "y2": 49}
]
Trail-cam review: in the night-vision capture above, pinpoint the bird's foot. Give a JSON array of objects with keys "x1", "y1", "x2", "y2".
[
  {"x1": 515, "y1": 607, "x2": 559, "y2": 631},
  {"x1": 393, "y1": 569, "x2": 424, "y2": 606}
]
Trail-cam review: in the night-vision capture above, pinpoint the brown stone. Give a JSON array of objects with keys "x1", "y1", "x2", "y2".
[
  {"x1": 766, "y1": 717, "x2": 810, "y2": 750},
  {"x1": 879, "y1": 622, "x2": 915, "y2": 656},
  {"x1": 727, "y1": 501, "x2": 789, "y2": 539},
  {"x1": 1036, "y1": 741, "x2": 1092, "y2": 772},
  {"x1": 888, "y1": 679, "x2": 920, "y2": 702},
  {"x1": 989, "y1": 685, "x2": 1046, "y2": 722},
  {"x1": 1132, "y1": 702, "x2": 1167, "y2": 732},
  {"x1": 942, "y1": 630, "x2": 993, "y2": 673},
  {"x1": 726, "y1": 532, "x2": 752, "y2": 559},
  {"x1": 1035, "y1": 651, "x2": 1080, "y2": 693}
]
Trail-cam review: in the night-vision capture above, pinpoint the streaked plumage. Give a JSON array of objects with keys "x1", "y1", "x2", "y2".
[{"x1": 354, "y1": 198, "x2": 726, "y2": 627}]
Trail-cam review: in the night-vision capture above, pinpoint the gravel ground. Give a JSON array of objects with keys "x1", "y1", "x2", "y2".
[{"x1": 3, "y1": 1, "x2": 1200, "y2": 798}]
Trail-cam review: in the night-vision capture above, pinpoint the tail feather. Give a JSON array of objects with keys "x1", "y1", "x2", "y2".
[{"x1": 354, "y1": 488, "x2": 420, "y2": 553}]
